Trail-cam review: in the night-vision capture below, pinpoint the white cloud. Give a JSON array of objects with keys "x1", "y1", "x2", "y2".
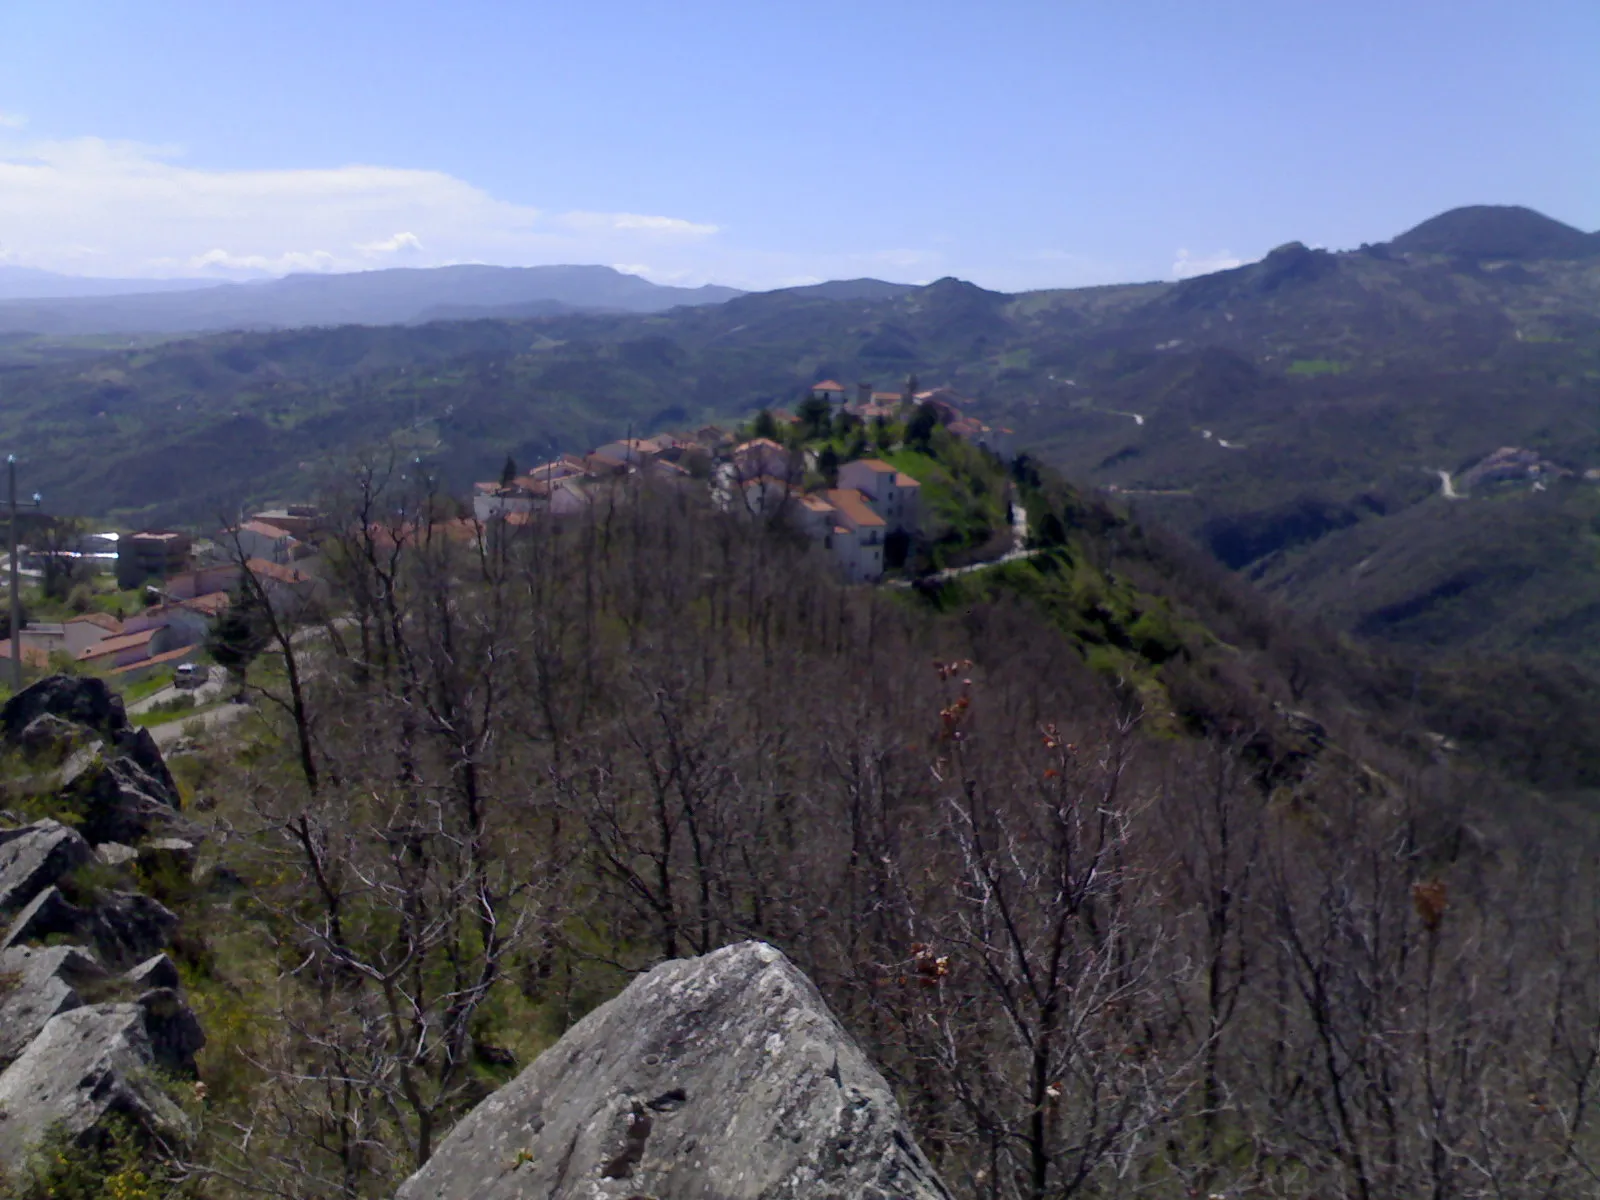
[
  {"x1": 1172, "y1": 248, "x2": 1243, "y2": 279},
  {"x1": 190, "y1": 247, "x2": 339, "y2": 274},
  {"x1": 560, "y1": 211, "x2": 718, "y2": 237},
  {"x1": 355, "y1": 231, "x2": 424, "y2": 256},
  {"x1": 0, "y1": 133, "x2": 723, "y2": 280},
  {"x1": 0, "y1": 112, "x2": 26, "y2": 129},
  {"x1": 611, "y1": 263, "x2": 651, "y2": 276}
]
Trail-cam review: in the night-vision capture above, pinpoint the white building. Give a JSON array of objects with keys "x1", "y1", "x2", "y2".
[
  {"x1": 820, "y1": 488, "x2": 888, "y2": 582},
  {"x1": 810, "y1": 380, "x2": 849, "y2": 408},
  {"x1": 732, "y1": 438, "x2": 797, "y2": 483},
  {"x1": 837, "y1": 459, "x2": 922, "y2": 534},
  {"x1": 228, "y1": 519, "x2": 304, "y2": 565}
]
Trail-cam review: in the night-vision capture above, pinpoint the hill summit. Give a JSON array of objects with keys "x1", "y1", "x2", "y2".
[{"x1": 1388, "y1": 204, "x2": 1600, "y2": 261}]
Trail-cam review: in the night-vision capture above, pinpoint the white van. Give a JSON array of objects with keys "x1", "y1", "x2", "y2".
[{"x1": 174, "y1": 664, "x2": 203, "y2": 690}]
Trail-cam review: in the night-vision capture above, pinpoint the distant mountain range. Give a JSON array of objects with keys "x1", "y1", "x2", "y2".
[
  {"x1": 2, "y1": 203, "x2": 1598, "y2": 675},
  {"x1": 0, "y1": 264, "x2": 745, "y2": 334},
  {"x1": 0, "y1": 265, "x2": 219, "y2": 301}
]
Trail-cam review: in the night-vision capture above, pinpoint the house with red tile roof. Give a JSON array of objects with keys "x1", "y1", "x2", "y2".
[
  {"x1": 820, "y1": 488, "x2": 889, "y2": 582},
  {"x1": 228, "y1": 519, "x2": 306, "y2": 566},
  {"x1": 165, "y1": 563, "x2": 242, "y2": 600},
  {"x1": 838, "y1": 459, "x2": 922, "y2": 535},
  {"x1": 19, "y1": 612, "x2": 122, "y2": 661},
  {"x1": 0, "y1": 642, "x2": 51, "y2": 671},
  {"x1": 107, "y1": 644, "x2": 201, "y2": 683},
  {"x1": 78, "y1": 626, "x2": 172, "y2": 669},
  {"x1": 244, "y1": 557, "x2": 327, "y2": 618},
  {"x1": 732, "y1": 438, "x2": 796, "y2": 483},
  {"x1": 593, "y1": 437, "x2": 663, "y2": 466},
  {"x1": 810, "y1": 380, "x2": 849, "y2": 406}
]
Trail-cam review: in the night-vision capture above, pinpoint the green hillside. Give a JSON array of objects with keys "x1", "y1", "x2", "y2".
[{"x1": 1, "y1": 204, "x2": 1598, "y2": 674}]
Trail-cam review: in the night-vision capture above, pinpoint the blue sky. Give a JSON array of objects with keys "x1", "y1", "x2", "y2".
[{"x1": 0, "y1": 0, "x2": 1594, "y2": 290}]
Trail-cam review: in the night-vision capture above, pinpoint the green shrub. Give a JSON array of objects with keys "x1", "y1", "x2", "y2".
[{"x1": 1, "y1": 1117, "x2": 169, "y2": 1200}]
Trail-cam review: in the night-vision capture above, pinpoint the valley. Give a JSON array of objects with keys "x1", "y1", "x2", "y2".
[{"x1": 1, "y1": 205, "x2": 1596, "y2": 674}]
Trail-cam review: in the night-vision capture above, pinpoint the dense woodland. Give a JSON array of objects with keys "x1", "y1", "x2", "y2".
[{"x1": 10, "y1": 453, "x2": 1600, "y2": 1200}]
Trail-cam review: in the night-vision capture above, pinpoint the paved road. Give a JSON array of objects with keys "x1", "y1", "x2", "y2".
[
  {"x1": 148, "y1": 698, "x2": 257, "y2": 747},
  {"x1": 127, "y1": 665, "x2": 228, "y2": 715},
  {"x1": 1435, "y1": 469, "x2": 1462, "y2": 500},
  {"x1": 889, "y1": 500, "x2": 1040, "y2": 588}
]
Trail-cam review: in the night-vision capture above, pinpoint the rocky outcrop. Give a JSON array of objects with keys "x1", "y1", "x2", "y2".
[
  {"x1": 0, "y1": 675, "x2": 205, "y2": 1168},
  {"x1": 1, "y1": 884, "x2": 179, "y2": 969},
  {"x1": 60, "y1": 746, "x2": 191, "y2": 846},
  {"x1": 0, "y1": 1001, "x2": 194, "y2": 1166},
  {"x1": 4, "y1": 675, "x2": 186, "y2": 845},
  {"x1": 124, "y1": 952, "x2": 181, "y2": 992},
  {"x1": 395, "y1": 941, "x2": 948, "y2": 1200},
  {"x1": 0, "y1": 819, "x2": 92, "y2": 914},
  {"x1": 0, "y1": 944, "x2": 106, "y2": 1070}
]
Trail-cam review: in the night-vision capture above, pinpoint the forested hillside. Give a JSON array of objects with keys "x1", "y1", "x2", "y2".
[
  {"x1": 2, "y1": 205, "x2": 1596, "y2": 671},
  {"x1": 7, "y1": 464, "x2": 1599, "y2": 1199}
]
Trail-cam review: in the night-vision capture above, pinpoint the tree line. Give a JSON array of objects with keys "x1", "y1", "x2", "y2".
[{"x1": 99, "y1": 458, "x2": 1600, "y2": 1200}]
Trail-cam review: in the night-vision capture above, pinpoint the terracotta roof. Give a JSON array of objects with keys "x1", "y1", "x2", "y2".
[
  {"x1": 521, "y1": 460, "x2": 585, "y2": 483},
  {"x1": 239, "y1": 520, "x2": 295, "y2": 540},
  {"x1": 735, "y1": 438, "x2": 786, "y2": 454},
  {"x1": 0, "y1": 643, "x2": 50, "y2": 668},
  {"x1": 871, "y1": 392, "x2": 903, "y2": 402},
  {"x1": 78, "y1": 627, "x2": 159, "y2": 661},
  {"x1": 107, "y1": 645, "x2": 198, "y2": 676},
  {"x1": 824, "y1": 488, "x2": 886, "y2": 529},
  {"x1": 894, "y1": 472, "x2": 920, "y2": 488},
  {"x1": 740, "y1": 474, "x2": 791, "y2": 491},
  {"x1": 66, "y1": 612, "x2": 122, "y2": 632},
  {"x1": 245, "y1": 558, "x2": 315, "y2": 586},
  {"x1": 182, "y1": 591, "x2": 231, "y2": 616},
  {"x1": 798, "y1": 494, "x2": 834, "y2": 513},
  {"x1": 812, "y1": 380, "x2": 846, "y2": 391},
  {"x1": 852, "y1": 458, "x2": 897, "y2": 474}
]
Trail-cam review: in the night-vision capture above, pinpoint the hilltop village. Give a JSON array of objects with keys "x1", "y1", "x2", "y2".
[
  {"x1": 473, "y1": 380, "x2": 1015, "y2": 583},
  {"x1": 0, "y1": 382, "x2": 1014, "y2": 686}
]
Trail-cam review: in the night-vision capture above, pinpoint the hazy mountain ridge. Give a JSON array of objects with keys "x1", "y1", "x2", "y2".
[
  {"x1": 1, "y1": 204, "x2": 1598, "y2": 669},
  {"x1": 0, "y1": 265, "x2": 222, "y2": 301},
  {"x1": 0, "y1": 263, "x2": 745, "y2": 335}
]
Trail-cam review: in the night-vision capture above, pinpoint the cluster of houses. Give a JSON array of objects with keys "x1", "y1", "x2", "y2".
[
  {"x1": 808, "y1": 379, "x2": 1015, "y2": 459},
  {"x1": 0, "y1": 376, "x2": 1012, "y2": 686},
  {"x1": 3, "y1": 505, "x2": 328, "y2": 681},
  {"x1": 735, "y1": 444, "x2": 921, "y2": 582},
  {"x1": 471, "y1": 431, "x2": 715, "y2": 522},
  {"x1": 471, "y1": 379, "x2": 1011, "y2": 584}
]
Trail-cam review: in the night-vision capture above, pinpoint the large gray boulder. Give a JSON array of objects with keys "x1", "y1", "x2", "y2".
[
  {"x1": 0, "y1": 820, "x2": 92, "y2": 915},
  {"x1": 2, "y1": 674, "x2": 130, "y2": 740},
  {"x1": 4, "y1": 674, "x2": 180, "y2": 807},
  {"x1": 395, "y1": 941, "x2": 949, "y2": 1200},
  {"x1": 0, "y1": 1001, "x2": 192, "y2": 1164},
  {"x1": 60, "y1": 749, "x2": 190, "y2": 846},
  {"x1": 2, "y1": 885, "x2": 177, "y2": 969},
  {"x1": 0, "y1": 944, "x2": 105, "y2": 1070}
]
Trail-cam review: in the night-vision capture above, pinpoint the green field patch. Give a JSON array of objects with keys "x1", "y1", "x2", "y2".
[{"x1": 1285, "y1": 358, "x2": 1349, "y2": 376}]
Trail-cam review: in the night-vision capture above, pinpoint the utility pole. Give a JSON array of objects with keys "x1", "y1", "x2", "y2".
[{"x1": 7, "y1": 456, "x2": 42, "y2": 691}]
